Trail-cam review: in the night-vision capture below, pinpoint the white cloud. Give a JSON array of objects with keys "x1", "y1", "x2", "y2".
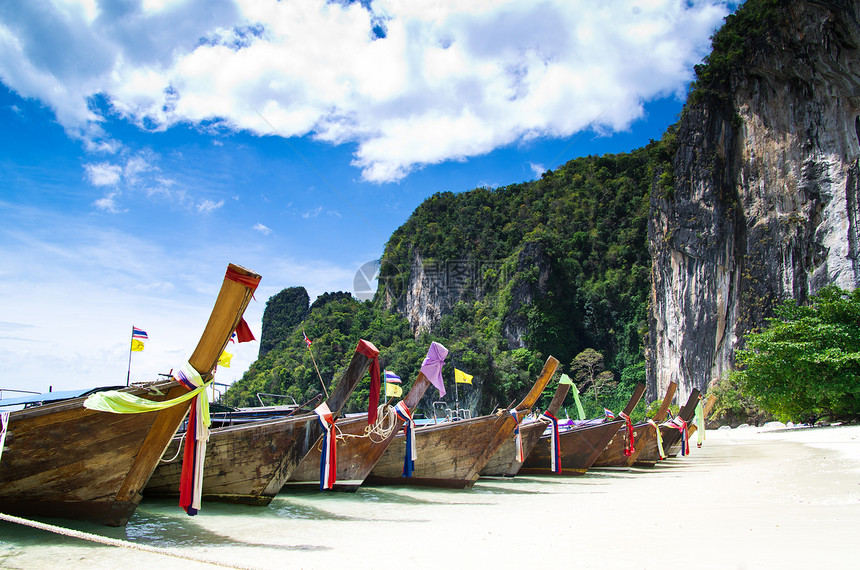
[
  {"x1": 85, "y1": 162, "x2": 122, "y2": 186},
  {"x1": 197, "y1": 199, "x2": 224, "y2": 214},
  {"x1": 0, "y1": 0, "x2": 729, "y2": 182},
  {"x1": 253, "y1": 223, "x2": 272, "y2": 235},
  {"x1": 92, "y1": 191, "x2": 125, "y2": 213},
  {"x1": 302, "y1": 206, "x2": 324, "y2": 219},
  {"x1": 529, "y1": 162, "x2": 546, "y2": 179}
]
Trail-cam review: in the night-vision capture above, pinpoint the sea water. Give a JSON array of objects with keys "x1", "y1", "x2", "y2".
[{"x1": 0, "y1": 475, "x2": 615, "y2": 569}]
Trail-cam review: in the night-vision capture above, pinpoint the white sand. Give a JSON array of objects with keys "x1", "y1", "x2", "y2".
[{"x1": 2, "y1": 425, "x2": 859, "y2": 569}]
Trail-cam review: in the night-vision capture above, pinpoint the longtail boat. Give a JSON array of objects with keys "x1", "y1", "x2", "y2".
[
  {"x1": 518, "y1": 383, "x2": 646, "y2": 476},
  {"x1": 144, "y1": 339, "x2": 378, "y2": 504},
  {"x1": 285, "y1": 346, "x2": 440, "y2": 491},
  {"x1": 365, "y1": 355, "x2": 558, "y2": 488},
  {"x1": 592, "y1": 382, "x2": 677, "y2": 469},
  {"x1": 480, "y1": 374, "x2": 568, "y2": 477},
  {"x1": 685, "y1": 393, "x2": 716, "y2": 444},
  {"x1": 0, "y1": 263, "x2": 260, "y2": 526},
  {"x1": 634, "y1": 388, "x2": 701, "y2": 466}
]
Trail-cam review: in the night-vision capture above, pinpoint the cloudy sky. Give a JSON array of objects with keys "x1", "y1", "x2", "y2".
[{"x1": 0, "y1": 0, "x2": 734, "y2": 396}]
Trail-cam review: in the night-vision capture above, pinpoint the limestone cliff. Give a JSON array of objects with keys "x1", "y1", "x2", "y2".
[{"x1": 648, "y1": 0, "x2": 860, "y2": 402}]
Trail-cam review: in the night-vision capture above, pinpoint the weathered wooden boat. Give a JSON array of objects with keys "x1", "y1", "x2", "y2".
[
  {"x1": 633, "y1": 388, "x2": 701, "y2": 466},
  {"x1": 518, "y1": 383, "x2": 646, "y2": 476},
  {"x1": 365, "y1": 356, "x2": 558, "y2": 488},
  {"x1": 285, "y1": 350, "x2": 438, "y2": 491},
  {"x1": 145, "y1": 339, "x2": 378, "y2": 504},
  {"x1": 592, "y1": 382, "x2": 677, "y2": 469},
  {"x1": 0, "y1": 263, "x2": 260, "y2": 526},
  {"x1": 479, "y1": 373, "x2": 568, "y2": 477}
]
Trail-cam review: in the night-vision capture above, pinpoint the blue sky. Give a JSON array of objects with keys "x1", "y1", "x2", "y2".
[{"x1": 0, "y1": 0, "x2": 733, "y2": 395}]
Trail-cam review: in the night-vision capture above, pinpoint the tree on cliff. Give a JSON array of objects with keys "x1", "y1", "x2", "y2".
[{"x1": 733, "y1": 286, "x2": 860, "y2": 424}]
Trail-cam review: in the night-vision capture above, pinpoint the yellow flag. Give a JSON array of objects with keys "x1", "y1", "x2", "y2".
[
  {"x1": 385, "y1": 383, "x2": 402, "y2": 397},
  {"x1": 454, "y1": 368, "x2": 473, "y2": 384},
  {"x1": 218, "y1": 351, "x2": 233, "y2": 368},
  {"x1": 131, "y1": 339, "x2": 145, "y2": 352}
]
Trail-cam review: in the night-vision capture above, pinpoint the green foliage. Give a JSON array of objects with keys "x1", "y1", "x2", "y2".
[
  {"x1": 378, "y1": 145, "x2": 664, "y2": 380},
  {"x1": 258, "y1": 286, "x2": 310, "y2": 358},
  {"x1": 689, "y1": 0, "x2": 783, "y2": 106},
  {"x1": 732, "y1": 286, "x2": 860, "y2": 423},
  {"x1": 708, "y1": 374, "x2": 769, "y2": 426}
]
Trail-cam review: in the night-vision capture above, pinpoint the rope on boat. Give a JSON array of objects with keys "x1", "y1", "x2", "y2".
[
  {"x1": 309, "y1": 405, "x2": 400, "y2": 452},
  {"x1": 0, "y1": 511, "x2": 252, "y2": 569},
  {"x1": 159, "y1": 430, "x2": 187, "y2": 463}
]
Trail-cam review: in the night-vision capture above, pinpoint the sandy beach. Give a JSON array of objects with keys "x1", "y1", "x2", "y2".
[{"x1": 2, "y1": 425, "x2": 859, "y2": 569}]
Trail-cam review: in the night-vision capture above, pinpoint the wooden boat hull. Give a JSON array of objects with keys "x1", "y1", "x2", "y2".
[
  {"x1": 519, "y1": 420, "x2": 622, "y2": 476},
  {"x1": 0, "y1": 263, "x2": 261, "y2": 526},
  {"x1": 146, "y1": 342, "x2": 375, "y2": 504},
  {"x1": 285, "y1": 413, "x2": 373, "y2": 491},
  {"x1": 591, "y1": 422, "x2": 651, "y2": 468},
  {"x1": 480, "y1": 418, "x2": 546, "y2": 477},
  {"x1": 634, "y1": 388, "x2": 701, "y2": 466},
  {"x1": 286, "y1": 367, "x2": 436, "y2": 492},
  {"x1": 0, "y1": 380, "x2": 191, "y2": 527},
  {"x1": 365, "y1": 413, "x2": 516, "y2": 488},
  {"x1": 366, "y1": 356, "x2": 559, "y2": 488},
  {"x1": 480, "y1": 379, "x2": 572, "y2": 477},
  {"x1": 561, "y1": 382, "x2": 648, "y2": 471}
]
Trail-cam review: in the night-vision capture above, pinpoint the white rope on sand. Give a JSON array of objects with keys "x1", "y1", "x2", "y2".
[{"x1": 0, "y1": 512, "x2": 252, "y2": 569}]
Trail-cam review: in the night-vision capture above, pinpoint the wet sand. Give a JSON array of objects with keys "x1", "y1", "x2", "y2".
[{"x1": 2, "y1": 425, "x2": 858, "y2": 569}]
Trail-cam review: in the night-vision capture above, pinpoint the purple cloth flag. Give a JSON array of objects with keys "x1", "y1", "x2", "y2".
[{"x1": 420, "y1": 341, "x2": 449, "y2": 397}]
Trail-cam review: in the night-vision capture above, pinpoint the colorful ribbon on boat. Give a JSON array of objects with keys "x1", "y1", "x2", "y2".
[
  {"x1": 539, "y1": 411, "x2": 561, "y2": 474},
  {"x1": 509, "y1": 408, "x2": 524, "y2": 463},
  {"x1": 174, "y1": 365, "x2": 211, "y2": 516},
  {"x1": 620, "y1": 411, "x2": 635, "y2": 457},
  {"x1": 420, "y1": 342, "x2": 449, "y2": 397},
  {"x1": 314, "y1": 402, "x2": 337, "y2": 490},
  {"x1": 356, "y1": 340, "x2": 381, "y2": 425},
  {"x1": 695, "y1": 400, "x2": 705, "y2": 448},
  {"x1": 672, "y1": 416, "x2": 690, "y2": 456},
  {"x1": 564, "y1": 374, "x2": 586, "y2": 420},
  {"x1": 0, "y1": 411, "x2": 9, "y2": 465},
  {"x1": 648, "y1": 419, "x2": 666, "y2": 460},
  {"x1": 82, "y1": 364, "x2": 213, "y2": 515},
  {"x1": 394, "y1": 401, "x2": 416, "y2": 477}
]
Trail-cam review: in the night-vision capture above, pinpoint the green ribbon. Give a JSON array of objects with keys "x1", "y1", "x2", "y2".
[
  {"x1": 84, "y1": 364, "x2": 211, "y2": 426},
  {"x1": 561, "y1": 374, "x2": 586, "y2": 421},
  {"x1": 695, "y1": 400, "x2": 705, "y2": 446}
]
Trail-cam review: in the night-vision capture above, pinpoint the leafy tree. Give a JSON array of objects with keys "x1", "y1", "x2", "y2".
[{"x1": 732, "y1": 286, "x2": 860, "y2": 423}]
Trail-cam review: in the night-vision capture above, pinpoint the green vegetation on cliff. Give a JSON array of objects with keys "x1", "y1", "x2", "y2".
[{"x1": 224, "y1": 137, "x2": 676, "y2": 418}]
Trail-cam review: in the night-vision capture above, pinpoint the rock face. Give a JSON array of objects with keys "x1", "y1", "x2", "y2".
[
  {"x1": 388, "y1": 244, "x2": 551, "y2": 350},
  {"x1": 648, "y1": 1, "x2": 860, "y2": 402}
]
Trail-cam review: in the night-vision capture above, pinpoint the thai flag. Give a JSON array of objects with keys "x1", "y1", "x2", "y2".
[
  {"x1": 604, "y1": 408, "x2": 615, "y2": 419},
  {"x1": 303, "y1": 331, "x2": 312, "y2": 347},
  {"x1": 384, "y1": 370, "x2": 402, "y2": 383},
  {"x1": 132, "y1": 326, "x2": 148, "y2": 340}
]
